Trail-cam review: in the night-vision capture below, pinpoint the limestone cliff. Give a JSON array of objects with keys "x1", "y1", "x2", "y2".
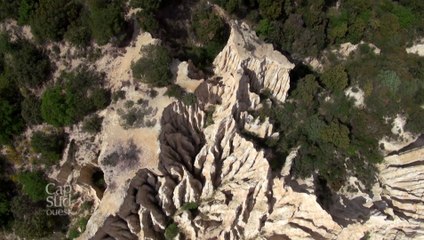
[{"x1": 79, "y1": 21, "x2": 424, "y2": 240}]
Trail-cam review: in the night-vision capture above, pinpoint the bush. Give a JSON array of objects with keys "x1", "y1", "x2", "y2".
[
  {"x1": 112, "y1": 90, "x2": 126, "y2": 102},
  {"x1": 18, "y1": 0, "x2": 38, "y2": 25},
  {"x1": 102, "y1": 141, "x2": 140, "y2": 167},
  {"x1": 68, "y1": 216, "x2": 90, "y2": 239},
  {"x1": 5, "y1": 40, "x2": 51, "y2": 89},
  {"x1": 181, "y1": 202, "x2": 198, "y2": 211},
  {"x1": 82, "y1": 114, "x2": 103, "y2": 134},
  {"x1": 132, "y1": 44, "x2": 172, "y2": 87},
  {"x1": 258, "y1": 0, "x2": 284, "y2": 20},
  {"x1": 11, "y1": 195, "x2": 56, "y2": 239},
  {"x1": 320, "y1": 65, "x2": 349, "y2": 93},
  {"x1": 117, "y1": 104, "x2": 155, "y2": 129},
  {"x1": 41, "y1": 69, "x2": 110, "y2": 126},
  {"x1": 21, "y1": 95, "x2": 43, "y2": 125},
  {"x1": 41, "y1": 86, "x2": 71, "y2": 126},
  {"x1": 0, "y1": 0, "x2": 19, "y2": 21},
  {"x1": 204, "y1": 105, "x2": 215, "y2": 127},
  {"x1": 30, "y1": 0, "x2": 82, "y2": 41},
  {"x1": 136, "y1": 10, "x2": 159, "y2": 33},
  {"x1": 15, "y1": 171, "x2": 48, "y2": 202},
  {"x1": 130, "y1": 0, "x2": 161, "y2": 10},
  {"x1": 164, "y1": 223, "x2": 179, "y2": 240},
  {"x1": 64, "y1": 16, "x2": 92, "y2": 47},
  {"x1": 165, "y1": 84, "x2": 185, "y2": 99},
  {"x1": 182, "y1": 93, "x2": 197, "y2": 106},
  {"x1": 87, "y1": 0, "x2": 127, "y2": 45},
  {"x1": 0, "y1": 98, "x2": 24, "y2": 144},
  {"x1": 31, "y1": 131, "x2": 66, "y2": 166},
  {"x1": 192, "y1": 5, "x2": 226, "y2": 44}
]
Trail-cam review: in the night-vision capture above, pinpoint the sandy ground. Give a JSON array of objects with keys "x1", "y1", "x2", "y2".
[
  {"x1": 345, "y1": 86, "x2": 365, "y2": 108},
  {"x1": 379, "y1": 115, "x2": 417, "y2": 155},
  {"x1": 95, "y1": 32, "x2": 157, "y2": 90},
  {"x1": 406, "y1": 41, "x2": 424, "y2": 56},
  {"x1": 0, "y1": 19, "x2": 33, "y2": 40},
  {"x1": 172, "y1": 60, "x2": 204, "y2": 93}
]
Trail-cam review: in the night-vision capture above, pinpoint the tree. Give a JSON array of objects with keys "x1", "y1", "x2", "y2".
[
  {"x1": 30, "y1": 0, "x2": 82, "y2": 41},
  {"x1": 192, "y1": 5, "x2": 226, "y2": 44},
  {"x1": 64, "y1": 17, "x2": 92, "y2": 47},
  {"x1": 31, "y1": 131, "x2": 65, "y2": 166},
  {"x1": 0, "y1": 0, "x2": 19, "y2": 21},
  {"x1": 292, "y1": 74, "x2": 320, "y2": 105},
  {"x1": 132, "y1": 44, "x2": 172, "y2": 87},
  {"x1": 258, "y1": 0, "x2": 284, "y2": 20},
  {"x1": 320, "y1": 65, "x2": 349, "y2": 93},
  {"x1": 320, "y1": 121, "x2": 350, "y2": 150},
  {"x1": 18, "y1": 0, "x2": 38, "y2": 25},
  {"x1": 136, "y1": 10, "x2": 159, "y2": 33},
  {"x1": 87, "y1": 0, "x2": 127, "y2": 45},
  {"x1": 0, "y1": 99, "x2": 24, "y2": 144},
  {"x1": 6, "y1": 40, "x2": 51, "y2": 89},
  {"x1": 130, "y1": 0, "x2": 162, "y2": 10},
  {"x1": 11, "y1": 195, "x2": 56, "y2": 239},
  {"x1": 21, "y1": 95, "x2": 43, "y2": 125}
]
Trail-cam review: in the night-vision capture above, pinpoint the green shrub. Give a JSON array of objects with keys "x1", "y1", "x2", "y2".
[
  {"x1": 258, "y1": 0, "x2": 284, "y2": 20},
  {"x1": 30, "y1": 0, "x2": 82, "y2": 41},
  {"x1": 0, "y1": 0, "x2": 19, "y2": 21},
  {"x1": 320, "y1": 65, "x2": 349, "y2": 93},
  {"x1": 15, "y1": 171, "x2": 48, "y2": 202},
  {"x1": 68, "y1": 228, "x2": 81, "y2": 239},
  {"x1": 82, "y1": 115, "x2": 103, "y2": 134},
  {"x1": 112, "y1": 90, "x2": 126, "y2": 102},
  {"x1": 130, "y1": 0, "x2": 162, "y2": 10},
  {"x1": 0, "y1": 98, "x2": 24, "y2": 144},
  {"x1": 204, "y1": 105, "x2": 215, "y2": 127},
  {"x1": 64, "y1": 16, "x2": 92, "y2": 47},
  {"x1": 11, "y1": 195, "x2": 56, "y2": 239},
  {"x1": 165, "y1": 84, "x2": 185, "y2": 99},
  {"x1": 21, "y1": 95, "x2": 43, "y2": 125},
  {"x1": 41, "y1": 68, "x2": 110, "y2": 126},
  {"x1": 31, "y1": 131, "x2": 66, "y2": 166},
  {"x1": 18, "y1": 0, "x2": 38, "y2": 25},
  {"x1": 87, "y1": 0, "x2": 127, "y2": 45},
  {"x1": 41, "y1": 86, "x2": 71, "y2": 126},
  {"x1": 182, "y1": 93, "x2": 197, "y2": 106},
  {"x1": 132, "y1": 45, "x2": 172, "y2": 87},
  {"x1": 164, "y1": 223, "x2": 179, "y2": 240},
  {"x1": 181, "y1": 202, "x2": 198, "y2": 211},
  {"x1": 192, "y1": 5, "x2": 226, "y2": 44},
  {"x1": 136, "y1": 10, "x2": 159, "y2": 33},
  {"x1": 5, "y1": 40, "x2": 51, "y2": 89}
]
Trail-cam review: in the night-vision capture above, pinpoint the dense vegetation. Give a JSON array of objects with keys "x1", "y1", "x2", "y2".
[
  {"x1": 214, "y1": 0, "x2": 424, "y2": 58},
  {"x1": 207, "y1": 0, "x2": 424, "y2": 191},
  {"x1": 253, "y1": 45, "x2": 424, "y2": 190},
  {"x1": 31, "y1": 130, "x2": 66, "y2": 166},
  {"x1": 0, "y1": 160, "x2": 68, "y2": 239},
  {"x1": 1, "y1": 0, "x2": 128, "y2": 46},
  {"x1": 41, "y1": 68, "x2": 110, "y2": 127},
  {"x1": 132, "y1": 44, "x2": 172, "y2": 87},
  {"x1": 0, "y1": 35, "x2": 50, "y2": 144},
  {"x1": 0, "y1": 0, "x2": 423, "y2": 238}
]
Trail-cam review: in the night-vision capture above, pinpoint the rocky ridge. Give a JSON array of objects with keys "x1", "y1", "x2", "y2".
[{"x1": 81, "y1": 21, "x2": 424, "y2": 240}]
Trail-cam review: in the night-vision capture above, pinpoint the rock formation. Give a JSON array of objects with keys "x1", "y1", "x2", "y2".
[{"x1": 80, "y1": 21, "x2": 424, "y2": 240}]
